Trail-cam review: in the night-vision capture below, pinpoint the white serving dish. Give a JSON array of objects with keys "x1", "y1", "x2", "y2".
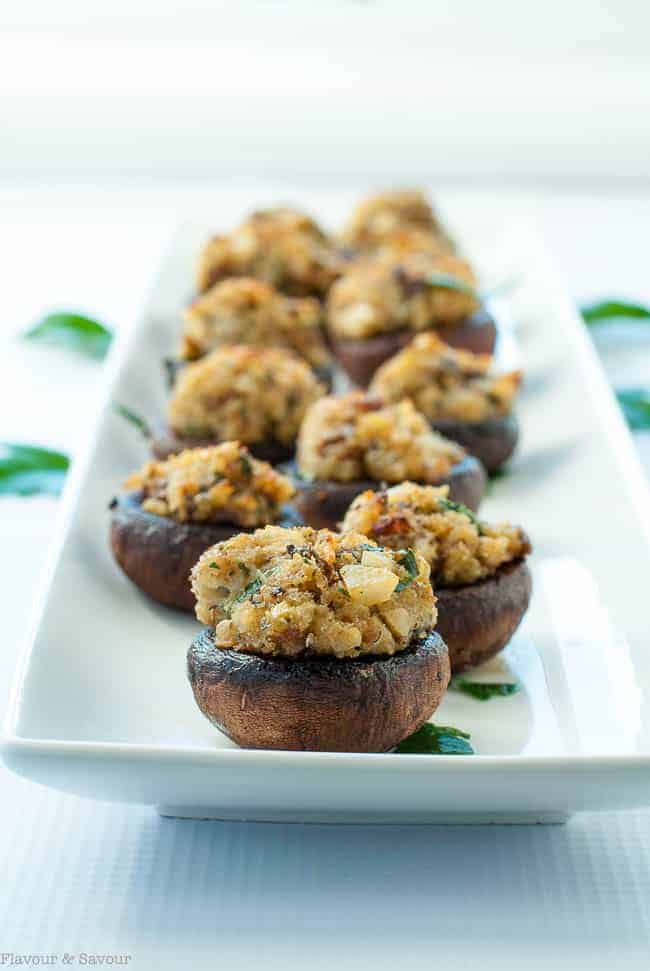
[{"x1": 4, "y1": 200, "x2": 650, "y2": 824}]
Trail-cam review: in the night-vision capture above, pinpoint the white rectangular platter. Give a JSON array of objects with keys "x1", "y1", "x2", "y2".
[{"x1": 4, "y1": 197, "x2": 650, "y2": 823}]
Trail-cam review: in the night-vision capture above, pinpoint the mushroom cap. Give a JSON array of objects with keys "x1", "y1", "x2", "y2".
[
  {"x1": 435, "y1": 559, "x2": 532, "y2": 673},
  {"x1": 290, "y1": 454, "x2": 486, "y2": 531},
  {"x1": 187, "y1": 627, "x2": 450, "y2": 751}
]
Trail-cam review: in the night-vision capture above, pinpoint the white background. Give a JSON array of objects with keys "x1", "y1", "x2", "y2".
[
  {"x1": 2, "y1": 3, "x2": 650, "y2": 967},
  {"x1": 2, "y1": 1, "x2": 650, "y2": 184}
]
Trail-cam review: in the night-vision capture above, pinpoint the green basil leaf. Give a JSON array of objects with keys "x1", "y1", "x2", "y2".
[
  {"x1": 426, "y1": 273, "x2": 477, "y2": 298},
  {"x1": 580, "y1": 300, "x2": 650, "y2": 326},
  {"x1": 0, "y1": 443, "x2": 69, "y2": 497},
  {"x1": 437, "y1": 496, "x2": 484, "y2": 533},
  {"x1": 113, "y1": 403, "x2": 151, "y2": 438},
  {"x1": 452, "y1": 677, "x2": 520, "y2": 701},
  {"x1": 395, "y1": 548, "x2": 418, "y2": 591},
  {"x1": 234, "y1": 576, "x2": 262, "y2": 604},
  {"x1": 395, "y1": 723, "x2": 474, "y2": 755},
  {"x1": 616, "y1": 389, "x2": 650, "y2": 430},
  {"x1": 24, "y1": 312, "x2": 113, "y2": 360}
]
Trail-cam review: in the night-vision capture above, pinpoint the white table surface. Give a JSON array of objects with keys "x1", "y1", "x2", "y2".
[{"x1": 2, "y1": 185, "x2": 650, "y2": 969}]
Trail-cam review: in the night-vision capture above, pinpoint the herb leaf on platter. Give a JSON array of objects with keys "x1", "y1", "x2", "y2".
[
  {"x1": 0, "y1": 443, "x2": 70, "y2": 497},
  {"x1": 395, "y1": 723, "x2": 474, "y2": 755},
  {"x1": 580, "y1": 300, "x2": 650, "y2": 326},
  {"x1": 484, "y1": 466, "x2": 511, "y2": 496},
  {"x1": 113, "y1": 403, "x2": 151, "y2": 439},
  {"x1": 452, "y1": 677, "x2": 521, "y2": 701},
  {"x1": 23, "y1": 312, "x2": 113, "y2": 360},
  {"x1": 616, "y1": 389, "x2": 650, "y2": 431}
]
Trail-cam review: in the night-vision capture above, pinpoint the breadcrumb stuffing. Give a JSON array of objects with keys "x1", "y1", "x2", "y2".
[
  {"x1": 296, "y1": 392, "x2": 465, "y2": 483},
  {"x1": 341, "y1": 482, "x2": 531, "y2": 587},
  {"x1": 341, "y1": 190, "x2": 445, "y2": 248},
  {"x1": 326, "y1": 252, "x2": 479, "y2": 340},
  {"x1": 180, "y1": 277, "x2": 330, "y2": 368},
  {"x1": 124, "y1": 442, "x2": 295, "y2": 527},
  {"x1": 167, "y1": 345, "x2": 324, "y2": 446},
  {"x1": 370, "y1": 332, "x2": 522, "y2": 421},
  {"x1": 195, "y1": 208, "x2": 341, "y2": 297},
  {"x1": 371, "y1": 227, "x2": 455, "y2": 263},
  {"x1": 191, "y1": 524, "x2": 436, "y2": 658}
]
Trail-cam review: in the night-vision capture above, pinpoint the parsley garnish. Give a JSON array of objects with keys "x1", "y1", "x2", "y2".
[
  {"x1": 0, "y1": 443, "x2": 69, "y2": 497},
  {"x1": 239, "y1": 453, "x2": 253, "y2": 478},
  {"x1": 23, "y1": 311, "x2": 113, "y2": 360},
  {"x1": 452, "y1": 677, "x2": 520, "y2": 701},
  {"x1": 580, "y1": 299, "x2": 650, "y2": 326},
  {"x1": 616, "y1": 389, "x2": 650, "y2": 430},
  {"x1": 424, "y1": 273, "x2": 477, "y2": 298},
  {"x1": 438, "y1": 497, "x2": 484, "y2": 533},
  {"x1": 234, "y1": 576, "x2": 262, "y2": 603},
  {"x1": 395, "y1": 723, "x2": 474, "y2": 755},
  {"x1": 395, "y1": 549, "x2": 418, "y2": 591}
]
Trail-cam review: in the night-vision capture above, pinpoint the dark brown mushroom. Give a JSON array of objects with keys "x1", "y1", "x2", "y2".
[
  {"x1": 434, "y1": 559, "x2": 532, "y2": 673},
  {"x1": 109, "y1": 490, "x2": 299, "y2": 611},
  {"x1": 187, "y1": 627, "x2": 450, "y2": 752},
  {"x1": 149, "y1": 420, "x2": 294, "y2": 463},
  {"x1": 329, "y1": 307, "x2": 497, "y2": 388},
  {"x1": 288, "y1": 454, "x2": 486, "y2": 531},
  {"x1": 430, "y1": 414, "x2": 519, "y2": 474}
]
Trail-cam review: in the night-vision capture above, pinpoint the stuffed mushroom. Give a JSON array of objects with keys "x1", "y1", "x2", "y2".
[
  {"x1": 370, "y1": 333, "x2": 522, "y2": 473},
  {"x1": 340, "y1": 189, "x2": 454, "y2": 253},
  {"x1": 341, "y1": 482, "x2": 532, "y2": 672},
  {"x1": 187, "y1": 525, "x2": 450, "y2": 751},
  {"x1": 174, "y1": 277, "x2": 332, "y2": 386},
  {"x1": 153, "y1": 344, "x2": 325, "y2": 462},
  {"x1": 110, "y1": 442, "x2": 296, "y2": 610},
  {"x1": 326, "y1": 251, "x2": 496, "y2": 387},
  {"x1": 195, "y1": 207, "x2": 342, "y2": 298},
  {"x1": 290, "y1": 392, "x2": 486, "y2": 530}
]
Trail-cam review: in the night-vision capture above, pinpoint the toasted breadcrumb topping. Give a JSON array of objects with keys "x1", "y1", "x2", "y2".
[
  {"x1": 180, "y1": 277, "x2": 330, "y2": 368},
  {"x1": 195, "y1": 208, "x2": 341, "y2": 297},
  {"x1": 341, "y1": 482, "x2": 531, "y2": 587},
  {"x1": 167, "y1": 345, "x2": 324, "y2": 446},
  {"x1": 296, "y1": 392, "x2": 465, "y2": 483},
  {"x1": 341, "y1": 190, "x2": 444, "y2": 248},
  {"x1": 326, "y1": 252, "x2": 479, "y2": 339},
  {"x1": 370, "y1": 332, "x2": 522, "y2": 421},
  {"x1": 371, "y1": 227, "x2": 455, "y2": 263},
  {"x1": 191, "y1": 524, "x2": 436, "y2": 658},
  {"x1": 125, "y1": 442, "x2": 295, "y2": 527}
]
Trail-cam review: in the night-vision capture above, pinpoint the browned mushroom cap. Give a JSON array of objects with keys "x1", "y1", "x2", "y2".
[
  {"x1": 329, "y1": 307, "x2": 497, "y2": 388},
  {"x1": 109, "y1": 491, "x2": 300, "y2": 610},
  {"x1": 430, "y1": 414, "x2": 519, "y2": 474},
  {"x1": 109, "y1": 491, "x2": 236, "y2": 610},
  {"x1": 435, "y1": 559, "x2": 532, "y2": 673},
  {"x1": 187, "y1": 627, "x2": 450, "y2": 752},
  {"x1": 289, "y1": 454, "x2": 486, "y2": 531},
  {"x1": 149, "y1": 420, "x2": 295, "y2": 463}
]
